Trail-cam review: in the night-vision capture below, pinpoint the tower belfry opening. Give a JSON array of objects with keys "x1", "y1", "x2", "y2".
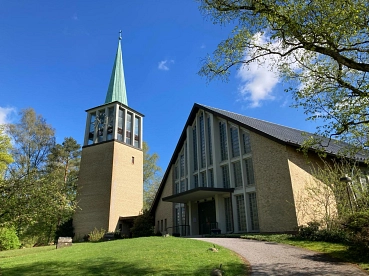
[{"x1": 73, "y1": 32, "x2": 144, "y2": 239}]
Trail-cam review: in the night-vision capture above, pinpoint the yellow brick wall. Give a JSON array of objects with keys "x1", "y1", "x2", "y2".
[
  {"x1": 250, "y1": 132, "x2": 298, "y2": 232},
  {"x1": 154, "y1": 167, "x2": 173, "y2": 234},
  {"x1": 73, "y1": 141, "x2": 143, "y2": 239}
]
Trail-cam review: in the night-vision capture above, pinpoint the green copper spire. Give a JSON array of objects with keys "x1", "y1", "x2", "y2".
[{"x1": 105, "y1": 31, "x2": 128, "y2": 105}]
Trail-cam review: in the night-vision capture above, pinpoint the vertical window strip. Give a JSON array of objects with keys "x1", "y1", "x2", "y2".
[
  {"x1": 180, "y1": 154, "x2": 185, "y2": 177},
  {"x1": 180, "y1": 180, "x2": 185, "y2": 192},
  {"x1": 219, "y1": 122, "x2": 228, "y2": 161},
  {"x1": 231, "y1": 127, "x2": 240, "y2": 158},
  {"x1": 233, "y1": 161, "x2": 243, "y2": 187},
  {"x1": 126, "y1": 113, "x2": 132, "y2": 144},
  {"x1": 107, "y1": 107, "x2": 114, "y2": 141},
  {"x1": 98, "y1": 109, "x2": 105, "y2": 143},
  {"x1": 201, "y1": 172, "x2": 207, "y2": 187},
  {"x1": 207, "y1": 116, "x2": 213, "y2": 165},
  {"x1": 209, "y1": 169, "x2": 214, "y2": 187},
  {"x1": 117, "y1": 109, "x2": 124, "y2": 142},
  {"x1": 175, "y1": 183, "x2": 179, "y2": 194},
  {"x1": 199, "y1": 114, "x2": 206, "y2": 168},
  {"x1": 248, "y1": 193, "x2": 259, "y2": 231},
  {"x1": 193, "y1": 126, "x2": 198, "y2": 171},
  {"x1": 222, "y1": 165, "x2": 230, "y2": 188},
  {"x1": 175, "y1": 165, "x2": 179, "y2": 180},
  {"x1": 194, "y1": 174, "x2": 199, "y2": 188},
  {"x1": 224, "y1": 197, "x2": 232, "y2": 232},
  {"x1": 236, "y1": 195, "x2": 247, "y2": 232},
  {"x1": 134, "y1": 116, "x2": 139, "y2": 147},
  {"x1": 88, "y1": 112, "x2": 96, "y2": 145},
  {"x1": 243, "y1": 132, "x2": 251, "y2": 154},
  {"x1": 245, "y1": 158, "x2": 255, "y2": 186}
]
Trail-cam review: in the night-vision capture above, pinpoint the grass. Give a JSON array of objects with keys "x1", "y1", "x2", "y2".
[
  {"x1": 0, "y1": 237, "x2": 248, "y2": 276},
  {"x1": 241, "y1": 233, "x2": 369, "y2": 272}
]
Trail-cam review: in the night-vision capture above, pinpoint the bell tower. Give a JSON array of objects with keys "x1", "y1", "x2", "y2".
[{"x1": 73, "y1": 32, "x2": 143, "y2": 239}]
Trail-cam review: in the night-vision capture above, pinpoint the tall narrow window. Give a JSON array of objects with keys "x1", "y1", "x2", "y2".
[
  {"x1": 175, "y1": 182, "x2": 179, "y2": 194},
  {"x1": 193, "y1": 126, "x2": 198, "y2": 171},
  {"x1": 245, "y1": 158, "x2": 255, "y2": 186},
  {"x1": 194, "y1": 174, "x2": 199, "y2": 188},
  {"x1": 97, "y1": 109, "x2": 105, "y2": 143},
  {"x1": 236, "y1": 195, "x2": 247, "y2": 232},
  {"x1": 243, "y1": 132, "x2": 251, "y2": 154},
  {"x1": 117, "y1": 108, "x2": 124, "y2": 141},
  {"x1": 88, "y1": 112, "x2": 96, "y2": 145},
  {"x1": 209, "y1": 169, "x2": 214, "y2": 187},
  {"x1": 180, "y1": 180, "x2": 185, "y2": 192},
  {"x1": 126, "y1": 113, "x2": 132, "y2": 145},
  {"x1": 180, "y1": 154, "x2": 185, "y2": 178},
  {"x1": 224, "y1": 197, "x2": 233, "y2": 232},
  {"x1": 219, "y1": 122, "x2": 228, "y2": 161},
  {"x1": 233, "y1": 161, "x2": 243, "y2": 187},
  {"x1": 222, "y1": 165, "x2": 230, "y2": 188},
  {"x1": 107, "y1": 107, "x2": 114, "y2": 141},
  {"x1": 199, "y1": 114, "x2": 206, "y2": 168},
  {"x1": 134, "y1": 116, "x2": 140, "y2": 148},
  {"x1": 200, "y1": 172, "x2": 207, "y2": 187},
  {"x1": 207, "y1": 116, "x2": 213, "y2": 165},
  {"x1": 230, "y1": 127, "x2": 240, "y2": 158},
  {"x1": 175, "y1": 165, "x2": 179, "y2": 180},
  {"x1": 175, "y1": 207, "x2": 180, "y2": 227},
  {"x1": 249, "y1": 193, "x2": 259, "y2": 231}
]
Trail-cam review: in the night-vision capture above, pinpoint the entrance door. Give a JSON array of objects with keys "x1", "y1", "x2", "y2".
[{"x1": 198, "y1": 200, "x2": 216, "y2": 235}]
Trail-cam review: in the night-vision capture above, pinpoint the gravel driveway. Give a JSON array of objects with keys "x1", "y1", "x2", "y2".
[{"x1": 193, "y1": 237, "x2": 368, "y2": 275}]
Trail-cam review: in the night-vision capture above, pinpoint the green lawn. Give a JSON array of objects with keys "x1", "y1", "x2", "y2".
[
  {"x1": 0, "y1": 237, "x2": 248, "y2": 276},
  {"x1": 241, "y1": 234, "x2": 369, "y2": 272}
]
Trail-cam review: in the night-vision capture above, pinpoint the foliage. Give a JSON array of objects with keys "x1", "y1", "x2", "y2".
[
  {"x1": 131, "y1": 209, "x2": 154, "y2": 238},
  {"x1": 0, "y1": 227, "x2": 21, "y2": 251},
  {"x1": 87, "y1": 228, "x2": 106, "y2": 242},
  {"x1": 1, "y1": 109, "x2": 80, "y2": 245},
  {"x1": 198, "y1": 0, "x2": 369, "y2": 154},
  {"x1": 0, "y1": 125, "x2": 13, "y2": 177},
  {"x1": 343, "y1": 211, "x2": 369, "y2": 253},
  {"x1": 0, "y1": 237, "x2": 248, "y2": 276},
  {"x1": 143, "y1": 142, "x2": 162, "y2": 210},
  {"x1": 295, "y1": 221, "x2": 348, "y2": 243}
]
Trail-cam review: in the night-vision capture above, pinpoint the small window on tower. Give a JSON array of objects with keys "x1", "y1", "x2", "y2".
[{"x1": 132, "y1": 156, "x2": 135, "y2": 164}]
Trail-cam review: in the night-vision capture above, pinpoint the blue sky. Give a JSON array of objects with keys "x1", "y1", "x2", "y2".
[{"x1": 0, "y1": 1, "x2": 319, "y2": 170}]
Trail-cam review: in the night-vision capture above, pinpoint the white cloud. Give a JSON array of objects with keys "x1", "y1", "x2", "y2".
[
  {"x1": 158, "y1": 59, "x2": 174, "y2": 71},
  {"x1": 237, "y1": 33, "x2": 280, "y2": 107},
  {"x1": 0, "y1": 107, "x2": 15, "y2": 125}
]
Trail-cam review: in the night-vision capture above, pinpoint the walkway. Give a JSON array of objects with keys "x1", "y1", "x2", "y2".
[{"x1": 193, "y1": 237, "x2": 367, "y2": 275}]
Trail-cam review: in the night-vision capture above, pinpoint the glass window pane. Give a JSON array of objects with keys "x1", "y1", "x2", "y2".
[{"x1": 233, "y1": 161, "x2": 243, "y2": 187}]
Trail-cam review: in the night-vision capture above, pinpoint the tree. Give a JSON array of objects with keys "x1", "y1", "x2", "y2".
[
  {"x1": 1, "y1": 109, "x2": 55, "y2": 232},
  {"x1": 143, "y1": 142, "x2": 162, "y2": 210},
  {"x1": 0, "y1": 125, "x2": 13, "y2": 177},
  {"x1": 198, "y1": 0, "x2": 369, "y2": 154}
]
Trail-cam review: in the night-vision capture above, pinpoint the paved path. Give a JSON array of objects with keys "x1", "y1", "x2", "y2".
[{"x1": 193, "y1": 238, "x2": 368, "y2": 275}]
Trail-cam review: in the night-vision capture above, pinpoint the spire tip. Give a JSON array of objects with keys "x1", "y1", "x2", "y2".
[{"x1": 119, "y1": 30, "x2": 122, "y2": 40}]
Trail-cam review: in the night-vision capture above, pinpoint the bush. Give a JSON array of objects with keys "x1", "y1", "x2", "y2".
[
  {"x1": 343, "y1": 211, "x2": 369, "y2": 253},
  {"x1": 88, "y1": 228, "x2": 106, "y2": 242},
  {"x1": 295, "y1": 221, "x2": 348, "y2": 243},
  {"x1": 130, "y1": 210, "x2": 154, "y2": 238},
  {"x1": 0, "y1": 227, "x2": 21, "y2": 251}
]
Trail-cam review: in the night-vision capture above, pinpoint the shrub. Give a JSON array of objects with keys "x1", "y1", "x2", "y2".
[
  {"x1": 343, "y1": 211, "x2": 369, "y2": 253},
  {"x1": 88, "y1": 228, "x2": 106, "y2": 242},
  {"x1": 0, "y1": 227, "x2": 21, "y2": 251},
  {"x1": 130, "y1": 209, "x2": 154, "y2": 238},
  {"x1": 295, "y1": 221, "x2": 348, "y2": 243}
]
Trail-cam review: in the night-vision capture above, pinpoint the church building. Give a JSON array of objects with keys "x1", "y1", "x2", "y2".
[
  {"x1": 73, "y1": 33, "x2": 144, "y2": 239},
  {"x1": 150, "y1": 103, "x2": 367, "y2": 236}
]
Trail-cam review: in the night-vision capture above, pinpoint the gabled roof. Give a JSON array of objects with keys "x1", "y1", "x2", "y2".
[
  {"x1": 105, "y1": 34, "x2": 128, "y2": 105},
  {"x1": 149, "y1": 103, "x2": 367, "y2": 214}
]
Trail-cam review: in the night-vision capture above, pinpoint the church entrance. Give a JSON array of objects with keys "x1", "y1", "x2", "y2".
[{"x1": 198, "y1": 200, "x2": 216, "y2": 235}]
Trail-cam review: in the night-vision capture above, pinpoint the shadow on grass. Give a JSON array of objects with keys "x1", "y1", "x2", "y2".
[{"x1": 1, "y1": 258, "x2": 161, "y2": 276}]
